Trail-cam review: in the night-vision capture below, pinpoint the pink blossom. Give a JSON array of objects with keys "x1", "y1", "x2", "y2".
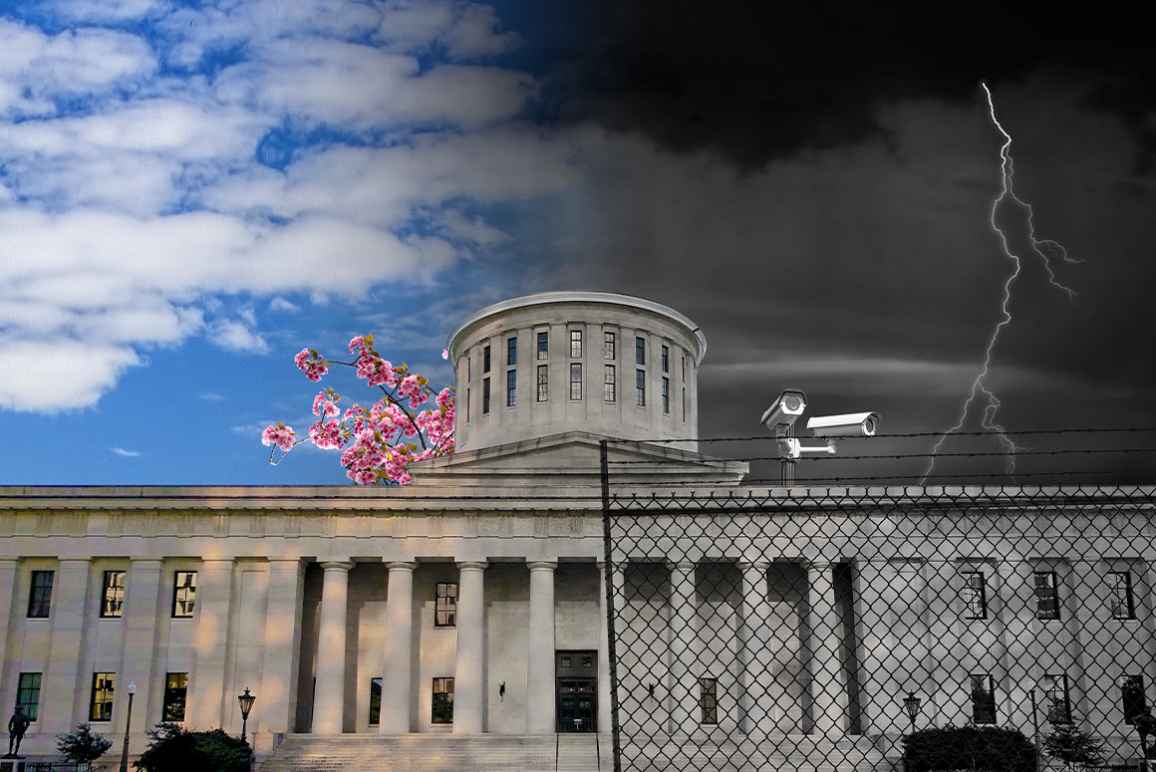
[
  {"x1": 261, "y1": 423, "x2": 296, "y2": 452},
  {"x1": 294, "y1": 348, "x2": 328, "y2": 381},
  {"x1": 308, "y1": 420, "x2": 343, "y2": 450},
  {"x1": 441, "y1": 348, "x2": 449, "y2": 360},
  {"x1": 312, "y1": 390, "x2": 340, "y2": 418}
]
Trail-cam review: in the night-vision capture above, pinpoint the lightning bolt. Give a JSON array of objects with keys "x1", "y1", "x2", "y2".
[{"x1": 920, "y1": 82, "x2": 1081, "y2": 484}]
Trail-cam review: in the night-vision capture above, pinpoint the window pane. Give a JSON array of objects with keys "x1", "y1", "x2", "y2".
[
  {"x1": 570, "y1": 363, "x2": 582, "y2": 400},
  {"x1": 1034, "y1": 571, "x2": 1060, "y2": 620},
  {"x1": 662, "y1": 377, "x2": 670, "y2": 414},
  {"x1": 16, "y1": 673, "x2": 41, "y2": 722},
  {"x1": 432, "y1": 677, "x2": 455, "y2": 724},
  {"x1": 537, "y1": 331, "x2": 548, "y2": 360},
  {"x1": 90, "y1": 672, "x2": 116, "y2": 722},
  {"x1": 483, "y1": 345, "x2": 491, "y2": 373},
  {"x1": 699, "y1": 678, "x2": 718, "y2": 725},
  {"x1": 482, "y1": 378, "x2": 490, "y2": 414},
  {"x1": 1122, "y1": 675, "x2": 1146, "y2": 724},
  {"x1": 661, "y1": 345, "x2": 669, "y2": 373},
  {"x1": 101, "y1": 570, "x2": 126, "y2": 618},
  {"x1": 28, "y1": 570, "x2": 54, "y2": 618},
  {"x1": 1042, "y1": 674, "x2": 1071, "y2": 724},
  {"x1": 603, "y1": 331, "x2": 615, "y2": 360},
  {"x1": 506, "y1": 369, "x2": 516, "y2": 407},
  {"x1": 163, "y1": 672, "x2": 188, "y2": 722},
  {"x1": 604, "y1": 365, "x2": 616, "y2": 402},
  {"x1": 436, "y1": 583, "x2": 457, "y2": 627},
  {"x1": 969, "y1": 674, "x2": 996, "y2": 724},
  {"x1": 635, "y1": 336, "x2": 645, "y2": 365},
  {"x1": 173, "y1": 571, "x2": 197, "y2": 618},
  {"x1": 635, "y1": 369, "x2": 646, "y2": 406},
  {"x1": 570, "y1": 330, "x2": 582, "y2": 358},
  {"x1": 506, "y1": 336, "x2": 517, "y2": 366},
  {"x1": 961, "y1": 571, "x2": 987, "y2": 619},
  {"x1": 536, "y1": 365, "x2": 548, "y2": 402},
  {"x1": 369, "y1": 677, "x2": 382, "y2": 726},
  {"x1": 1110, "y1": 571, "x2": 1135, "y2": 619}
]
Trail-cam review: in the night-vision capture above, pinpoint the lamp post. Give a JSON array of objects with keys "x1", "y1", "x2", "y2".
[
  {"x1": 903, "y1": 692, "x2": 921, "y2": 735},
  {"x1": 1134, "y1": 710, "x2": 1156, "y2": 772},
  {"x1": 237, "y1": 688, "x2": 256, "y2": 744},
  {"x1": 118, "y1": 681, "x2": 137, "y2": 772}
]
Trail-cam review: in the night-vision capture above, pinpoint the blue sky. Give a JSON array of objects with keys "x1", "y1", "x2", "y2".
[{"x1": 0, "y1": 0, "x2": 565, "y2": 484}]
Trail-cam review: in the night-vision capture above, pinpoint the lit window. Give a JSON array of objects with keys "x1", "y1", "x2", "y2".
[
  {"x1": 1034, "y1": 571, "x2": 1060, "y2": 620},
  {"x1": 635, "y1": 336, "x2": 645, "y2": 366},
  {"x1": 89, "y1": 672, "x2": 116, "y2": 722},
  {"x1": 368, "y1": 677, "x2": 382, "y2": 726},
  {"x1": 432, "y1": 677, "x2": 454, "y2": 724},
  {"x1": 506, "y1": 369, "x2": 516, "y2": 407},
  {"x1": 16, "y1": 673, "x2": 41, "y2": 721},
  {"x1": 100, "y1": 570, "x2": 125, "y2": 619},
  {"x1": 570, "y1": 329, "x2": 583, "y2": 358},
  {"x1": 483, "y1": 345, "x2": 491, "y2": 373},
  {"x1": 536, "y1": 365, "x2": 548, "y2": 402},
  {"x1": 661, "y1": 345, "x2": 669, "y2": 373},
  {"x1": 969, "y1": 674, "x2": 996, "y2": 724},
  {"x1": 435, "y1": 582, "x2": 457, "y2": 627},
  {"x1": 506, "y1": 336, "x2": 517, "y2": 366},
  {"x1": 961, "y1": 571, "x2": 987, "y2": 619},
  {"x1": 163, "y1": 672, "x2": 188, "y2": 722},
  {"x1": 27, "y1": 570, "x2": 54, "y2": 618},
  {"x1": 1110, "y1": 571, "x2": 1136, "y2": 619},
  {"x1": 1042, "y1": 673, "x2": 1071, "y2": 724},
  {"x1": 172, "y1": 571, "x2": 197, "y2": 618},
  {"x1": 537, "y1": 331, "x2": 549, "y2": 360},
  {"x1": 604, "y1": 365, "x2": 616, "y2": 402},
  {"x1": 603, "y1": 331, "x2": 616, "y2": 360},
  {"x1": 662, "y1": 377, "x2": 670, "y2": 414},
  {"x1": 1122, "y1": 675, "x2": 1146, "y2": 724},
  {"x1": 482, "y1": 378, "x2": 490, "y2": 414},
  {"x1": 635, "y1": 369, "x2": 646, "y2": 407},
  {"x1": 570, "y1": 363, "x2": 583, "y2": 400},
  {"x1": 699, "y1": 678, "x2": 718, "y2": 725}
]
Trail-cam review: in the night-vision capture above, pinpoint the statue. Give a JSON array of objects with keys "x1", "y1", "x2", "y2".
[{"x1": 5, "y1": 706, "x2": 30, "y2": 758}]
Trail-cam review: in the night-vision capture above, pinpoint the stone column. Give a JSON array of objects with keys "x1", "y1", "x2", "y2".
[
  {"x1": 312, "y1": 561, "x2": 352, "y2": 734},
  {"x1": 596, "y1": 562, "x2": 617, "y2": 734},
  {"x1": 739, "y1": 561, "x2": 770, "y2": 735},
  {"x1": 527, "y1": 561, "x2": 557, "y2": 734},
  {"x1": 0, "y1": 559, "x2": 16, "y2": 708},
  {"x1": 380, "y1": 561, "x2": 416, "y2": 734},
  {"x1": 190, "y1": 558, "x2": 236, "y2": 730},
  {"x1": 258, "y1": 559, "x2": 305, "y2": 745},
  {"x1": 806, "y1": 560, "x2": 848, "y2": 735},
  {"x1": 118, "y1": 559, "x2": 164, "y2": 736},
  {"x1": 668, "y1": 561, "x2": 697, "y2": 735},
  {"x1": 453, "y1": 561, "x2": 487, "y2": 734},
  {"x1": 41, "y1": 558, "x2": 92, "y2": 734}
]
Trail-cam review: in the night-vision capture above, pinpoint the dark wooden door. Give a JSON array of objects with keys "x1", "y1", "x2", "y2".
[{"x1": 556, "y1": 651, "x2": 597, "y2": 733}]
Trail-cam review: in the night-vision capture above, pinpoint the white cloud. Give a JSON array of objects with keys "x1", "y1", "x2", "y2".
[
  {"x1": 269, "y1": 296, "x2": 300, "y2": 313},
  {"x1": 51, "y1": 0, "x2": 164, "y2": 22},
  {"x1": 379, "y1": 1, "x2": 520, "y2": 59},
  {"x1": 0, "y1": 340, "x2": 139, "y2": 412},
  {"x1": 110, "y1": 446, "x2": 142, "y2": 457},
  {"x1": 208, "y1": 319, "x2": 270, "y2": 354}
]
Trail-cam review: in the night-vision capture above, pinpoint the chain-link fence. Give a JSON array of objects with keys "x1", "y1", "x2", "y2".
[{"x1": 600, "y1": 473, "x2": 1156, "y2": 771}]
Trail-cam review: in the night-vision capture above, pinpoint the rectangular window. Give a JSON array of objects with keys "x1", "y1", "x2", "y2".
[
  {"x1": 16, "y1": 673, "x2": 41, "y2": 722},
  {"x1": 1034, "y1": 571, "x2": 1061, "y2": 620},
  {"x1": 1122, "y1": 675, "x2": 1147, "y2": 724},
  {"x1": 483, "y1": 345, "x2": 491, "y2": 373},
  {"x1": 635, "y1": 369, "x2": 646, "y2": 407},
  {"x1": 661, "y1": 345, "x2": 669, "y2": 373},
  {"x1": 603, "y1": 331, "x2": 616, "y2": 360},
  {"x1": 662, "y1": 377, "x2": 670, "y2": 414},
  {"x1": 482, "y1": 378, "x2": 491, "y2": 414},
  {"x1": 89, "y1": 672, "x2": 116, "y2": 722},
  {"x1": 27, "y1": 570, "x2": 54, "y2": 618},
  {"x1": 682, "y1": 354, "x2": 687, "y2": 379},
  {"x1": 506, "y1": 336, "x2": 517, "y2": 366},
  {"x1": 1110, "y1": 571, "x2": 1136, "y2": 620},
  {"x1": 435, "y1": 582, "x2": 457, "y2": 627},
  {"x1": 506, "y1": 369, "x2": 516, "y2": 407},
  {"x1": 961, "y1": 571, "x2": 988, "y2": 620},
  {"x1": 569, "y1": 363, "x2": 583, "y2": 400},
  {"x1": 536, "y1": 365, "x2": 548, "y2": 402},
  {"x1": 172, "y1": 570, "x2": 197, "y2": 618},
  {"x1": 699, "y1": 678, "x2": 718, "y2": 725},
  {"x1": 368, "y1": 677, "x2": 382, "y2": 726},
  {"x1": 969, "y1": 674, "x2": 996, "y2": 724},
  {"x1": 682, "y1": 387, "x2": 687, "y2": 422},
  {"x1": 537, "y1": 331, "x2": 548, "y2": 360},
  {"x1": 162, "y1": 672, "x2": 188, "y2": 722},
  {"x1": 432, "y1": 677, "x2": 454, "y2": 724},
  {"x1": 604, "y1": 365, "x2": 616, "y2": 402},
  {"x1": 570, "y1": 329, "x2": 583, "y2": 358},
  {"x1": 100, "y1": 570, "x2": 126, "y2": 619},
  {"x1": 635, "y1": 336, "x2": 646, "y2": 366},
  {"x1": 467, "y1": 356, "x2": 471, "y2": 381},
  {"x1": 1042, "y1": 673, "x2": 1071, "y2": 724},
  {"x1": 466, "y1": 387, "x2": 470, "y2": 422}
]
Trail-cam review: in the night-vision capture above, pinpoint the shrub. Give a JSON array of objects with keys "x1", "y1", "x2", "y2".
[
  {"x1": 903, "y1": 725, "x2": 1037, "y2": 772},
  {"x1": 134, "y1": 723, "x2": 252, "y2": 772},
  {"x1": 1043, "y1": 722, "x2": 1105, "y2": 770},
  {"x1": 56, "y1": 724, "x2": 112, "y2": 763}
]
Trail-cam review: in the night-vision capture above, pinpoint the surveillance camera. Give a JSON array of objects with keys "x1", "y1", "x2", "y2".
[
  {"x1": 805, "y1": 412, "x2": 880, "y2": 438},
  {"x1": 760, "y1": 389, "x2": 807, "y2": 436}
]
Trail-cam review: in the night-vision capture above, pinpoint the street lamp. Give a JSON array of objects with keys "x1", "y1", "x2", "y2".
[
  {"x1": 118, "y1": 681, "x2": 137, "y2": 772},
  {"x1": 1134, "y1": 710, "x2": 1156, "y2": 772},
  {"x1": 237, "y1": 688, "x2": 256, "y2": 745},
  {"x1": 903, "y1": 692, "x2": 921, "y2": 734}
]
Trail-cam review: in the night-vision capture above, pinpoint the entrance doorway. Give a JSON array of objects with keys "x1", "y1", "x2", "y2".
[{"x1": 556, "y1": 650, "x2": 597, "y2": 733}]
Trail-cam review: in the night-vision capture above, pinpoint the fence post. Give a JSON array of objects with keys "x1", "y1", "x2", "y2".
[{"x1": 599, "y1": 440, "x2": 623, "y2": 772}]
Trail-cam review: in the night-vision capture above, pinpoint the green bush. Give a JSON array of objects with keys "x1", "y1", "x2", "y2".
[
  {"x1": 1043, "y1": 722, "x2": 1105, "y2": 770},
  {"x1": 903, "y1": 725, "x2": 1037, "y2": 772},
  {"x1": 134, "y1": 723, "x2": 252, "y2": 772},
  {"x1": 56, "y1": 724, "x2": 112, "y2": 763}
]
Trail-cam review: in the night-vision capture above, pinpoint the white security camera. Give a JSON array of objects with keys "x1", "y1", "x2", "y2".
[
  {"x1": 760, "y1": 390, "x2": 807, "y2": 436},
  {"x1": 805, "y1": 412, "x2": 880, "y2": 438}
]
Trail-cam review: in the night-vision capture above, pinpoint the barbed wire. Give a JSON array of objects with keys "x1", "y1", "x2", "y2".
[
  {"x1": 604, "y1": 426, "x2": 1156, "y2": 445},
  {"x1": 608, "y1": 446, "x2": 1156, "y2": 464}
]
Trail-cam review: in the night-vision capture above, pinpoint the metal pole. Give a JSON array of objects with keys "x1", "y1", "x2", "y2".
[
  {"x1": 118, "y1": 690, "x2": 135, "y2": 772},
  {"x1": 1029, "y1": 688, "x2": 1040, "y2": 772},
  {"x1": 599, "y1": 440, "x2": 623, "y2": 772}
]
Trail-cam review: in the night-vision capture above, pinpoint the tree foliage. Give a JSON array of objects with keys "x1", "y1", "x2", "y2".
[
  {"x1": 1043, "y1": 722, "x2": 1105, "y2": 769},
  {"x1": 133, "y1": 724, "x2": 252, "y2": 772},
  {"x1": 56, "y1": 724, "x2": 112, "y2": 763},
  {"x1": 903, "y1": 725, "x2": 1037, "y2": 772}
]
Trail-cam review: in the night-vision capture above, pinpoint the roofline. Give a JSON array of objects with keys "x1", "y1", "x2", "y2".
[{"x1": 447, "y1": 291, "x2": 709, "y2": 364}]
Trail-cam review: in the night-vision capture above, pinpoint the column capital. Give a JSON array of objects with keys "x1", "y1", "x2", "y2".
[
  {"x1": 802, "y1": 558, "x2": 834, "y2": 571},
  {"x1": 739, "y1": 561, "x2": 770, "y2": 573},
  {"x1": 57, "y1": 556, "x2": 93, "y2": 563},
  {"x1": 320, "y1": 560, "x2": 354, "y2": 572},
  {"x1": 456, "y1": 560, "x2": 488, "y2": 571},
  {"x1": 200, "y1": 556, "x2": 236, "y2": 565},
  {"x1": 527, "y1": 560, "x2": 558, "y2": 572},
  {"x1": 668, "y1": 560, "x2": 696, "y2": 573},
  {"x1": 386, "y1": 561, "x2": 417, "y2": 572}
]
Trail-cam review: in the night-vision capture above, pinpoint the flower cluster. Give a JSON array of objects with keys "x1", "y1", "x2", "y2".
[{"x1": 264, "y1": 336, "x2": 455, "y2": 486}]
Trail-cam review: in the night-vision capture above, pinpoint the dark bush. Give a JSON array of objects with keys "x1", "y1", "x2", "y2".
[
  {"x1": 56, "y1": 723, "x2": 112, "y2": 763},
  {"x1": 903, "y1": 725, "x2": 1037, "y2": 772},
  {"x1": 134, "y1": 723, "x2": 252, "y2": 772}
]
